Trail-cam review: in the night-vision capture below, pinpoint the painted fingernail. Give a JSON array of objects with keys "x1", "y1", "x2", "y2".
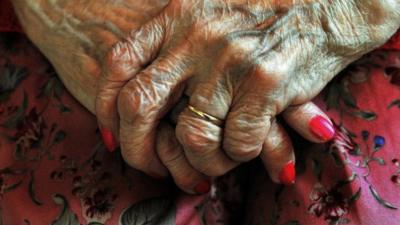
[
  {"x1": 195, "y1": 180, "x2": 211, "y2": 194},
  {"x1": 100, "y1": 128, "x2": 117, "y2": 152},
  {"x1": 279, "y1": 161, "x2": 295, "y2": 186},
  {"x1": 309, "y1": 115, "x2": 335, "y2": 141}
]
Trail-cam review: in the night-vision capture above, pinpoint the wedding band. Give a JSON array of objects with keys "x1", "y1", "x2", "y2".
[{"x1": 188, "y1": 105, "x2": 223, "y2": 126}]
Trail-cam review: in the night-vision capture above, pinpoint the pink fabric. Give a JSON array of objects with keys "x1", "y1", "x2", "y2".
[
  {"x1": 382, "y1": 31, "x2": 400, "y2": 50},
  {"x1": 246, "y1": 53, "x2": 400, "y2": 224}
]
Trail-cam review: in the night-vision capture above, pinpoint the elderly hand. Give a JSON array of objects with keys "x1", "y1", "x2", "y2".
[
  {"x1": 94, "y1": 0, "x2": 400, "y2": 191},
  {"x1": 11, "y1": 0, "x2": 169, "y2": 112},
  {"x1": 11, "y1": 0, "x2": 174, "y2": 176},
  {"x1": 13, "y1": 0, "x2": 400, "y2": 194}
]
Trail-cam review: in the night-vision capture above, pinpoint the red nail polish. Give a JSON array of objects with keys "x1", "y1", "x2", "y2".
[
  {"x1": 279, "y1": 161, "x2": 295, "y2": 186},
  {"x1": 194, "y1": 180, "x2": 211, "y2": 194},
  {"x1": 309, "y1": 115, "x2": 335, "y2": 141},
  {"x1": 100, "y1": 128, "x2": 117, "y2": 152}
]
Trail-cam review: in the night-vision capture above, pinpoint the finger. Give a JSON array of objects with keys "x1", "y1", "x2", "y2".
[
  {"x1": 283, "y1": 102, "x2": 335, "y2": 143},
  {"x1": 157, "y1": 121, "x2": 210, "y2": 194},
  {"x1": 260, "y1": 119, "x2": 295, "y2": 185},
  {"x1": 96, "y1": 15, "x2": 166, "y2": 152},
  {"x1": 176, "y1": 109, "x2": 238, "y2": 177},
  {"x1": 118, "y1": 49, "x2": 191, "y2": 178},
  {"x1": 223, "y1": 66, "x2": 283, "y2": 162},
  {"x1": 175, "y1": 69, "x2": 238, "y2": 177}
]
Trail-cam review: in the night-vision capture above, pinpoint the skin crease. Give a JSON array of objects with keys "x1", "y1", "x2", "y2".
[
  {"x1": 103, "y1": 0, "x2": 399, "y2": 179},
  {"x1": 11, "y1": 0, "x2": 400, "y2": 193},
  {"x1": 12, "y1": 0, "x2": 169, "y2": 113}
]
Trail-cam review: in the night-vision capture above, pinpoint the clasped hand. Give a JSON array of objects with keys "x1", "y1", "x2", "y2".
[{"x1": 13, "y1": 0, "x2": 400, "y2": 194}]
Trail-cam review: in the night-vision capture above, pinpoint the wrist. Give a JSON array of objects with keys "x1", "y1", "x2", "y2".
[{"x1": 313, "y1": 0, "x2": 400, "y2": 55}]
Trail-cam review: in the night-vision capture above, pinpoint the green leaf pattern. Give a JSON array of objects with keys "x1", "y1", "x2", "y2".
[
  {"x1": 51, "y1": 194, "x2": 80, "y2": 225},
  {"x1": 120, "y1": 197, "x2": 176, "y2": 225}
]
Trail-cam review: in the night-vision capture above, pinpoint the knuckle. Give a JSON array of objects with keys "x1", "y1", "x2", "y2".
[
  {"x1": 222, "y1": 31, "x2": 264, "y2": 64},
  {"x1": 105, "y1": 41, "x2": 141, "y2": 81},
  {"x1": 178, "y1": 129, "x2": 216, "y2": 154},
  {"x1": 143, "y1": 66, "x2": 176, "y2": 100},
  {"x1": 255, "y1": 64, "x2": 290, "y2": 88},
  {"x1": 222, "y1": 37, "x2": 251, "y2": 62},
  {"x1": 227, "y1": 107, "x2": 269, "y2": 131},
  {"x1": 176, "y1": 115, "x2": 220, "y2": 154},
  {"x1": 107, "y1": 42, "x2": 130, "y2": 71},
  {"x1": 117, "y1": 79, "x2": 158, "y2": 123},
  {"x1": 223, "y1": 112, "x2": 268, "y2": 161},
  {"x1": 223, "y1": 135, "x2": 262, "y2": 161},
  {"x1": 108, "y1": 41, "x2": 130, "y2": 66}
]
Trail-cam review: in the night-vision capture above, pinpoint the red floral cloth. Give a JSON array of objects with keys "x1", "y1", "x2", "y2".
[
  {"x1": 382, "y1": 31, "x2": 400, "y2": 50},
  {"x1": 1, "y1": 1, "x2": 400, "y2": 225}
]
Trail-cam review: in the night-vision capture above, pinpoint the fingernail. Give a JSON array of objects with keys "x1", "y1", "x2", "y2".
[
  {"x1": 309, "y1": 115, "x2": 335, "y2": 141},
  {"x1": 194, "y1": 180, "x2": 211, "y2": 194},
  {"x1": 279, "y1": 161, "x2": 295, "y2": 186},
  {"x1": 100, "y1": 128, "x2": 117, "y2": 152}
]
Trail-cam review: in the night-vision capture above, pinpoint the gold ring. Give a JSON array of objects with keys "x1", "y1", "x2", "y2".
[{"x1": 188, "y1": 105, "x2": 223, "y2": 126}]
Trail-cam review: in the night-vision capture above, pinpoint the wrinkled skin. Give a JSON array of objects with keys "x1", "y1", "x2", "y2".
[
  {"x1": 96, "y1": 0, "x2": 399, "y2": 189},
  {"x1": 12, "y1": 0, "x2": 169, "y2": 112},
  {"x1": 12, "y1": 0, "x2": 400, "y2": 194}
]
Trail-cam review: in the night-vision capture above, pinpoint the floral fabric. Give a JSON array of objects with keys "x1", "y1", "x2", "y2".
[{"x1": 1, "y1": 2, "x2": 400, "y2": 225}]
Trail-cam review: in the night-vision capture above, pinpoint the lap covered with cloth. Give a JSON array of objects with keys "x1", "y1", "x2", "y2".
[{"x1": 1, "y1": 0, "x2": 400, "y2": 224}]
